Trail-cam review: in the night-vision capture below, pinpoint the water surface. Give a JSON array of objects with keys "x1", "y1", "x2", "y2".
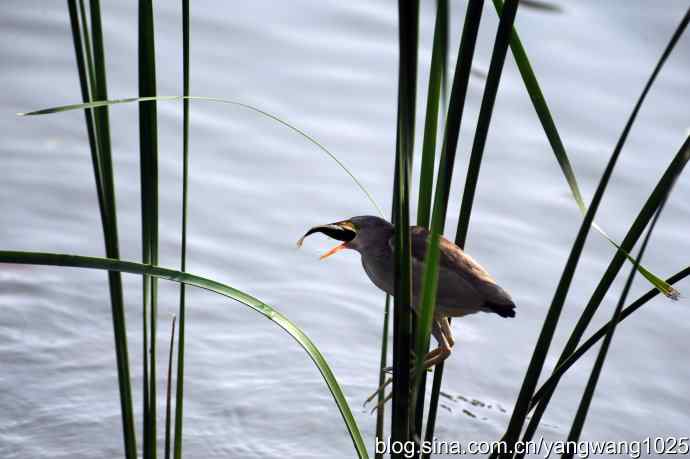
[{"x1": 1, "y1": 1, "x2": 689, "y2": 457}]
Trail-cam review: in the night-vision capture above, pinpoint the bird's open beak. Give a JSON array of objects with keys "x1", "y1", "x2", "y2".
[{"x1": 296, "y1": 220, "x2": 357, "y2": 260}]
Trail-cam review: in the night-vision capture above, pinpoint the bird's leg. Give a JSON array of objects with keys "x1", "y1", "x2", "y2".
[
  {"x1": 440, "y1": 316, "x2": 454, "y2": 347},
  {"x1": 421, "y1": 317, "x2": 453, "y2": 369},
  {"x1": 369, "y1": 391, "x2": 393, "y2": 414},
  {"x1": 367, "y1": 319, "x2": 454, "y2": 412},
  {"x1": 367, "y1": 349, "x2": 418, "y2": 408},
  {"x1": 420, "y1": 346, "x2": 445, "y2": 365}
]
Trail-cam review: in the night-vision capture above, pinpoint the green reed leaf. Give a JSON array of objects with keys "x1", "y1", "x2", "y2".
[
  {"x1": 67, "y1": 1, "x2": 136, "y2": 457},
  {"x1": 174, "y1": 1, "x2": 190, "y2": 458},
  {"x1": 0, "y1": 250, "x2": 370, "y2": 459},
  {"x1": 18, "y1": 95, "x2": 383, "y2": 218},
  {"x1": 491, "y1": 0, "x2": 681, "y2": 300},
  {"x1": 422, "y1": 0, "x2": 487, "y2": 452}
]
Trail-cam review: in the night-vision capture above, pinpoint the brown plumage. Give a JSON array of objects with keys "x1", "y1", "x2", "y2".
[{"x1": 298, "y1": 215, "x2": 516, "y2": 368}]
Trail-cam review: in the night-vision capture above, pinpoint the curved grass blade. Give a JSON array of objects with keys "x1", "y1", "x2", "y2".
[
  {"x1": 18, "y1": 96, "x2": 383, "y2": 218},
  {"x1": 530, "y1": 266, "x2": 690, "y2": 409},
  {"x1": 174, "y1": 1, "x2": 190, "y2": 458},
  {"x1": 491, "y1": 0, "x2": 687, "y2": 300},
  {"x1": 0, "y1": 250, "x2": 370, "y2": 459}
]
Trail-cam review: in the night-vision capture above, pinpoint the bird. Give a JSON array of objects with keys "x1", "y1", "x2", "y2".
[{"x1": 297, "y1": 215, "x2": 516, "y2": 369}]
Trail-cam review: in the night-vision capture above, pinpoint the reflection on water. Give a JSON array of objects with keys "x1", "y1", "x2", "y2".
[{"x1": 1, "y1": 1, "x2": 689, "y2": 457}]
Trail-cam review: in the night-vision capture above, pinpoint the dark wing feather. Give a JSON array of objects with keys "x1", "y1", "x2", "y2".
[{"x1": 409, "y1": 226, "x2": 515, "y2": 315}]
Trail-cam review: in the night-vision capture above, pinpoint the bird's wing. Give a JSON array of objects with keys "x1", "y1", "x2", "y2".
[{"x1": 407, "y1": 226, "x2": 514, "y2": 309}]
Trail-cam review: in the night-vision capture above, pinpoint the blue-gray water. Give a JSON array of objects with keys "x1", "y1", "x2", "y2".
[{"x1": 1, "y1": 1, "x2": 689, "y2": 458}]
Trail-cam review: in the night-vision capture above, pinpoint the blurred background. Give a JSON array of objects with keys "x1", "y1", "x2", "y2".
[{"x1": 1, "y1": 1, "x2": 689, "y2": 457}]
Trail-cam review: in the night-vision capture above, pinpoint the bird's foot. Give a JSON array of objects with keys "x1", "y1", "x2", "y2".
[
  {"x1": 363, "y1": 377, "x2": 392, "y2": 408},
  {"x1": 364, "y1": 367, "x2": 433, "y2": 411}
]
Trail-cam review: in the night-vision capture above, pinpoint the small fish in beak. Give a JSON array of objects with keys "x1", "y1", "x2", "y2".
[{"x1": 296, "y1": 221, "x2": 357, "y2": 260}]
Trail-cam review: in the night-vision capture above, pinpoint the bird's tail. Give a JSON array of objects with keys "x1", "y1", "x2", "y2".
[{"x1": 485, "y1": 300, "x2": 516, "y2": 318}]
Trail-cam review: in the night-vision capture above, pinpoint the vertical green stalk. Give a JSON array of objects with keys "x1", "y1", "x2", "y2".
[
  {"x1": 138, "y1": 1, "x2": 159, "y2": 457},
  {"x1": 491, "y1": 0, "x2": 680, "y2": 299},
  {"x1": 514, "y1": 138, "x2": 690, "y2": 458},
  {"x1": 87, "y1": 0, "x2": 117, "y2": 240},
  {"x1": 392, "y1": 145, "x2": 413, "y2": 451},
  {"x1": 67, "y1": 1, "x2": 105, "y2": 236},
  {"x1": 416, "y1": 0, "x2": 448, "y2": 230},
  {"x1": 164, "y1": 316, "x2": 176, "y2": 459},
  {"x1": 455, "y1": 0, "x2": 519, "y2": 247},
  {"x1": 68, "y1": 1, "x2": 136, "y2": 457},
  {"x1": 439, "y1": 0, "x2": 449, "y2": 112},
  {"x1": 174, "y1": 1, "x2": 190, "y2": 458},
  {"x1": 413, "y1": 0, "x2": 447, "y2": 441},
  {"x1": 374, "y1": 295, "x2": 390, "y2": 459},
  {"x1": 77, "y1": 0, "x2": 98, "y2": 129},
  {"x1": 529, "y1": 267, "x2": 690, "y2": 410},
  {"x1": 420, "y1": 0, "x2": 487, "y2": 452},
  {"x1": 500, "y1": 63, "x2": 688, "y2": 459},
  {"x1": 391, "y1": 0, "x2": 418, "y2": 450},
  {"x1": 563, "y1": 199, "x2": 671, "y2": 458},
  {"x1": 515, "y1": 9, "x2": 690, "y2": 449}
]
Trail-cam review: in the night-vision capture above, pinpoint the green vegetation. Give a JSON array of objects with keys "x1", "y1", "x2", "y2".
[{"x1": 3, "y1": 2, "x2": 689, "y2": 458}]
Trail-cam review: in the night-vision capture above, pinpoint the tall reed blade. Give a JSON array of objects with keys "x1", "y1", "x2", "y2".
[
  {"x1": 413, "y1": 0, "x2": 448, "y2": 441},
  {"x1": 416, "y1": 0, "x2": 448, "y2": 230},
  {"x1": 530, "y1": 266, "x2": 690, "y2": 409},
  {"x1": 416, "y1": 0, "x2": 492, "y2": 438},
  {"x1": 391, "y1": 0, "x2": 418, "y2": 449},
  {"x1": 164, "y1": 315, "x2": 176, "y2": 459},
  {"x1": 173, "y1": 1, "x2": 190, "y2": 458},
  {"x1": 392, "y1": 150, "x2": 413, "y2": 450},
  {"x1": 423, "y1": 0, "x2": 520, "y2": 451},
  {"x1": 374, "y1": 295, "x2": 390, "y2": 459},
  {"x1": 67, "y1": 0, "x2": 104, "y2": 212},
  {"x1": 138, "y1": 1, "x2": 159, "y2": 457},
  {"x1": 67, "y1": 2, "x2": 136, "y2": 457},
  {"x1": 565, "y1": 198, "x2": 673, "y2": 453},
  {"x1": 491, "y1": 0, "x2": 686, "y2": 300},
  {"x1": 439, "y1": 0, "x2": 449, "y2": 111},
  {"x1": 518, "y1": 136, "x2": 690, "y2": 454},
  {"x1": 514, "y1": 9, "x2": 690, "y2": 448},
  {"x1": 455, "y1": 0, "x2": 519, "y2": 247},
  {"x1": 0, "y1": 250, "x2": 370, "y2": 459}
]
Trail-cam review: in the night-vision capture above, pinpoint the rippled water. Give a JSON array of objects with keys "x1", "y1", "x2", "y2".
[{"x1": 1, "y1": 1, "x2": 689, "y2": 458}]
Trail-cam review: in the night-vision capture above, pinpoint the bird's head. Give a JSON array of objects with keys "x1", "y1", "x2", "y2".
[{"x1": 297, "y1": 215, "x2": 393, "y2": 259}]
